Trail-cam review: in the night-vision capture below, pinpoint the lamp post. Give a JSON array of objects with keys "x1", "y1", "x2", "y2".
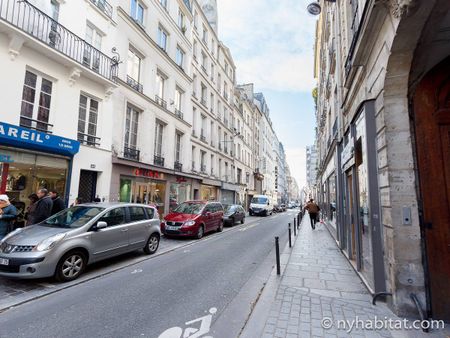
[{"x1": 307, "y1": 0, "x2": 336, "y2": 15}]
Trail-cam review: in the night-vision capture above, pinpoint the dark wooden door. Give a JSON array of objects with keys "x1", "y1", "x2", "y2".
[{"x1": 413, "y1": 56, "x2": 450, "y2": 320}]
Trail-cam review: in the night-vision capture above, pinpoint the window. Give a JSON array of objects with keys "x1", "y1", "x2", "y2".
[
  {"x1": 201, "y1": 52, "x2": 207, "y2": 71},
  {"x1": 159, "y1": 0, "x2": 168, "y2": 9},
  {"x1": 98, "y1": 208, "x2": 126, "y2": 227},
  {"x1": 20, "y1": 70, "x2": 53, "y2": 132},
  {"x1": 176, "y1": 46, "x2": 185, "y2": 68},
  {"x1": 211, "y1": 63, "x2": 214, "y2": 81},
  {"x1": 127, "y1": 48, "x2": 141, "y2": 82},
  {"x1": 178, "y1": 9, "x2": 185, "y2": 30},
  {"x1": 158, "y1": 26, "x2": 168, "y2": 51},
  {"x1": 84, "y1": 24, "x2": 102, "y2": 71},
  {"x1": 154, "y1": 121, "x2": 164, "y2": 157},
  {"x1": 175, "y1": 132, "x2": 182, "y2": 162},
  {"x1": 210, "y1": 93, "x2": 214, "y2": 112},
  {"x1": 201, "y1": 84, "x2": 207, "y2": 103},
  {"x1": 193, "y1": 41, "x2": 198, "y2": 60},
  {"x1": 129, "y1": 206, "x2": 147, "y2": 221},
  {"x1": 124, "y1": 105, "x2": 139, "y2": 150},
  {"x1": 193, "y1": 74, "x2": 197, "y2": 96},
  {"x1": 145, "y1": 207, "x2": 155, "y2": 219},
  {"x1": 200, "y1": 151, "x2": 206, "y2": 171},
  {"x1": 174, "y1": 87, "x2": 183, "y2": 112},
  {"x1": 194, "y1": 10, "x2": 198, "y2": 29},
  {"x1": 202, "y1": 25, "x2": 208, "y2": 44},
  {"x1": 131, "y1": 0, "x2": 144, "y2": 25},
  {"x1": 156, "y1": 72, "x2": 165, "y2": 99},
  {"x1": 78, "y1": 94, "x2": 99, "y2": 146},
  {"x1": 50, "y1": 0, "x2": 60, "y2": 21}
]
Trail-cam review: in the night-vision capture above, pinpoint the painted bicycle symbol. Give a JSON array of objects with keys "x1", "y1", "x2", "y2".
[{"x1": 157, "y1": 307, "x2": 217, "y2": 338}]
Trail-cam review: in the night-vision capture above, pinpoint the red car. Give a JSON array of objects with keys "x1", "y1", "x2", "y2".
[{"x1": 161, "y1": 201, "x2": 224, "y2": 239}]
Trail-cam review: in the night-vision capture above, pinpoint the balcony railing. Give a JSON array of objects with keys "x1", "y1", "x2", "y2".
[
  {"x1": 124, "y1": 146, "x2": 140, "y2": 161},
  {"x1": 201, "y1": 98, "x2": 207, "y2": 106},
  {"x1": 77, "y1": 132, "x2": 101, "y2": 146},
  {"x1": 155, "y1": 95, "x2": 167, "y2": 109},
  {"x1": 154, "y1": 154, "x2": 165, "y2": 167},
  {"x1": 20, "y1": 116, "x2": 53, "y2": 133},
  {"x1": 200, "y1": 133, "x2": 206, "y2": 143},
  {"x1": 174, "y1": 109, "x2": 183, "y2": 120},
  {"x1": 90, "y1": 0, "x2": 113, "y2": 19},
  {"x1": 201, "y1": 165, "x2": 207, "y2": 173},
  {"x1": 174, "y1": 161, "x2": 182, "y2": 172},
  {"x1": 127, "y1": 75, "x2": 143, "y2": 93},
  {"x1": 0, "y1": 0, "x2": 117, "y2": 81}
]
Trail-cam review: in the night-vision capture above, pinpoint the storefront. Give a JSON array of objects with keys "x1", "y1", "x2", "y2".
[
  {"x1": 169, "y1": 177, "x2": 192, "y2": 211},
  {"x1": 0, "y1": 121, "x2": 80, "y2": 225},
  {"x1": 200, "y1": 178, "x2": 221, "y2": 201},
  {"x1": 221, "y1": 182, "x2": 239, "y2": 205},
  {"x1": 339, "y1": 101, "x2": 385, "y2": 293},
  {"x1": 321, "y1": 155, "x2": 337, "y2": 231}
]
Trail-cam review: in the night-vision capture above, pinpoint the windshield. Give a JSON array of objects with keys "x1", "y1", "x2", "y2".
[
  {"x1": 42, "y1": 206, "x2": 105, "y2": 229},
  {"x1": 251, "y1": 197, "x2": 268, "y2": 204},
  {"x1": 224, "y1": 205, "x2": 235, "y2": 213},
  {"x1": 172, "y1": 202, "x2": 204, "y2": 215}
]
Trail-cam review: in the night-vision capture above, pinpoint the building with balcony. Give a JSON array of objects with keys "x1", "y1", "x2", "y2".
[
  {"x1": 313, "y1": 0, "x2": 450, "y2": 321},
  {"x1": 306, "y1": 145, "x2": 317, "y2": 188}
]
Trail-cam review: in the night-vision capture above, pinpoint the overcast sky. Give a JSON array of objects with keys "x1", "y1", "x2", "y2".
[{"x1": 216, "y1": 0, "x2": 317, "y2": 189}]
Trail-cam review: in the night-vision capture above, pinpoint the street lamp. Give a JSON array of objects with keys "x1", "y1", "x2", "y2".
[{"x1": 307, "y1": 0, "x2": 336, "y2": 16}]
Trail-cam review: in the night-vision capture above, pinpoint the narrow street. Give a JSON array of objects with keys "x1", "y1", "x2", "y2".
[{"x1": 0, "y1": 210, "x2": 298, "y2": 338}]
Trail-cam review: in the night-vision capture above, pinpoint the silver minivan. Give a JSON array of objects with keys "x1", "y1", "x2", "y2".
[{"x1": 0, "y1": 203, "x2": 161, "y2": 282}]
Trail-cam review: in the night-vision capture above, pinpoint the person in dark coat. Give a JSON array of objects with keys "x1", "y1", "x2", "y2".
[
  {"x1": 25, "y1": 193, "x2": 39, "y2": 226},
  {"x1": 49, "y1": 190, "x2": 65, "y2": 215},
  {"x1": 0, "y1": 195, "x2": 17, "y2": 239},
  {"x1": 34, "y1": 189, "x2": 53, "y2": 224}
]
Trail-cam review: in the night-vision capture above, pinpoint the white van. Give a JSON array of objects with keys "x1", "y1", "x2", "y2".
[{"x1": 249, "y1": 195, "x2": 273, "y2": 216}]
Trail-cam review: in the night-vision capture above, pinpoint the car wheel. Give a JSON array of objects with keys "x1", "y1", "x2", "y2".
[
  {"x1": 217, "y1": 221, "x2": 224, "y2": 232},
  {"x1": 144, "y1": 233, "x2": 160, "y2": 255},
  {"x1": 197, "y1": 225, "x2": 204, "y2": 239},
  {"x1": 55, "y1": 250, "x2": 86, "y2": 282},
  {"x1": 241, "y1": 217, "x2": 245, "y2": 224},
  {"x1": 249, "y1": 211, "x2": 253, "y2": 216},
  {"x1": 229, "y1": 217, "x2": 235, "y2": 226}
]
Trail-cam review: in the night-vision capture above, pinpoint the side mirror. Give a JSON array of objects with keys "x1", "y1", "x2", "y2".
[{"x1": 95, "y1": 221, "x2": 108, "y2": 230}]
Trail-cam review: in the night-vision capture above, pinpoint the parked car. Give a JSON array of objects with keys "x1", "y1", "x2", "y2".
[
  {"x1": 280, "y1": 204, "x2": 287, "y2": 212},
  {"x1": 249, "y1": 195, "x2": 273, "y2": 216},
  {"x1": 161, "y1": 201, "x2": 224, "y2": 239},
  {"x1": 223, "y1": 204, "x2": 246, "y2": 226},
  {"x1": 0, "y1": 203, "x2": 161, "y2": 282},
  {"x1": 273, "y1": 204, "x2": 282, "y2": 213}
]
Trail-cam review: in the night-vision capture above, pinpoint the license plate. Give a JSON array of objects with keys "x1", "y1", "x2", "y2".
[
  {"x1": 0, "y1": 258, "x2": 9, "y2": 266},
  {"x1": 166, "y1": 226, "x2": 178, "y2": 231}
]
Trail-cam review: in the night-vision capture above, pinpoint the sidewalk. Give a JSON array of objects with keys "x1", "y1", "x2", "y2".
[{"x1": 240, "y1": 215, "x2": 446, "y2": 338}]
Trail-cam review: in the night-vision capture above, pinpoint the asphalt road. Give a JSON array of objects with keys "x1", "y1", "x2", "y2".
[{"x1": 0, "y1": 210, "x2": 299, "y2": 338}]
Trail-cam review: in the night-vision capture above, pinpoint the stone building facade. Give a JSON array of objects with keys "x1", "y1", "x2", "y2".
[{"x1": 314, "y1": 0, "x2": 450, "y2": 320}]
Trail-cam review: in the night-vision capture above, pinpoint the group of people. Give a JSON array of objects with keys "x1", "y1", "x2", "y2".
[{"x1": 0, "y1": 189, "x2": 67, "y2": 240}]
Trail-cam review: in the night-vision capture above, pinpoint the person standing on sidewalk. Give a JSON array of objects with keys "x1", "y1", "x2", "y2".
[
  {"x1": 49, "y1": 190, "x2": 65, "y2": 215},
  {"x1": 34, "y1": 189, "x2": 53, "y2": 224},
  {"x1": 0, "y1": 195, "x2": 17, "y2": 239},
  {"x1": 304, "y1": 199, "x2": 320, "y2": 229}
]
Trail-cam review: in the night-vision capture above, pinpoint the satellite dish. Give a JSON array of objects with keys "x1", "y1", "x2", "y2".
[{"x1": 307, "y1": 2, "x2": 322, "y2": 15}]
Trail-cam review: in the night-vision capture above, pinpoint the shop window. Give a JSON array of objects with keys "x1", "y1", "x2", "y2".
[
  {"x1": 78, "y1": 94, "x2": 100, "y2": 146},
  {"x1": 20, "y1": 70, "x2": 53, "y2": 133},
  {"x1": 120, "y1": 178, "x2": 132, "y2": 202},
  {"x1": 169, "y1": 183, "x2": 191, "y2": 211}
]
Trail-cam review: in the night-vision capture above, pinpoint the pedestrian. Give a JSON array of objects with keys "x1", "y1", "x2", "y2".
[
  {"x1": 71, "y1": 197, "x2": 83, "y2": 207},
  {"x1": 34, "y1": 188, "x2": 53, "y2": 224},
  {"x1": 25, "y1": 193, "x2": 39, "y2": 226},
  {"x1": 304, "y1": 199, "x2": 320, "y2": 230},
  {"x1": 49, "y1": 190, "x2": 65, "y2": 215},
  {"x1": 0, "y1": 194, "x2": 17, "y2": 239}
]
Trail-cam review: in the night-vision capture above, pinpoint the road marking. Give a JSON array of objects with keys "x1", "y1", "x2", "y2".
[
  {"x1": 157, "y1": 307, "x2": 217, "y2": 338},
  {"x1": 131, "y1": 269, "x2": 143, "y2": 274}
]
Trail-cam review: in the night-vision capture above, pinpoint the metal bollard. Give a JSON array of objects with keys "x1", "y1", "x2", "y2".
[
  {"x1": 297, "y1": 213, "x2": 301, "y2": 229},
  {"x1": 288, "y1": 223, "x2": 292, "y2": 248},
  {"x1": 293, "y1": 219, "x2": 297, "y2": 236},
  {"x1": 275, "y1": 236, "x2": 281, "y2": 275}
]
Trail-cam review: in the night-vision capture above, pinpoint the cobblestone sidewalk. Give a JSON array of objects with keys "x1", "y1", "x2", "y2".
[{"x1": 244, "y1": 215, "x2": 447, "y2": 338}]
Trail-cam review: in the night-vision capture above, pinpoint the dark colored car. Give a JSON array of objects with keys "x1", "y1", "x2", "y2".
[
  {"x1": 223, "y1": 205, "x2": 245, "y2": 226},
  {"x1": 161, "y1": 201, "x2": 224, "y2": 239},
  {"x1": 280, "y1": 204, "x2": 287, "y2": 212}
]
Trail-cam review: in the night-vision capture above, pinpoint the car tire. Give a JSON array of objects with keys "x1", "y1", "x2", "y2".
[
  {"x1": 197, "y1": 225, "x2": 204, "y2": 239},
  {"x1": 55, "y1": 250, "x2": 87, "y2": 282},
  {"x1": 217, "y1": 221, "x2": 224, "y2": 232},
  {"x1": 144, "y1": 233, "x2": 160, "y2": 255},
  {"x1": 249, "y1": 211, "x2": 253, "y2": 216},
  {"x1": 241, "y1": 217, "x2": 245, "y2": 224},
  {"x1": 230, "y1": 217, "x2": 235, "y2": 226}
]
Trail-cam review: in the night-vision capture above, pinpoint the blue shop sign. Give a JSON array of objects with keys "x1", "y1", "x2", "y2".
[{"x1": 0, "y1": 121, "x2": 80, "y2": 156}]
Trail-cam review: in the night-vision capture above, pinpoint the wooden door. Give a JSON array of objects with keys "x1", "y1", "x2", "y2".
[{"x1": 413, "y1": 56, "x2": 450, "y2": 320}]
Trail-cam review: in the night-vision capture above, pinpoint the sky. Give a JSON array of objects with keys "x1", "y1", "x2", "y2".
[{"x1": 216, "y1": 0, "x2": 317, "y2": 189}]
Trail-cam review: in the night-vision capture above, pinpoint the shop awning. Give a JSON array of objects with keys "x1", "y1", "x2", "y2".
[{"x1": 0, "y1": 121, "x2": 80, "y2": 156}]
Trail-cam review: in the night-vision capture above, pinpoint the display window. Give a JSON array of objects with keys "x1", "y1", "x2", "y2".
[
  {"x1": 200, "y1": 185, "x2": 217, "y2": 201},
  {"x1": 169, "y1": 183, "x2": 191, "y2": 211}
]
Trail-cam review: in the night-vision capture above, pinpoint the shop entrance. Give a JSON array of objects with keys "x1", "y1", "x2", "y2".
[
  {"x1": 131, "y1": 181, "x2": 166, "y2": 215},
  {"x1": 413, "y1": 56, "x2": 450, "y2": 320},
  {"x1": 78, "y1": 170, "x2": 97, "y2": 203}
]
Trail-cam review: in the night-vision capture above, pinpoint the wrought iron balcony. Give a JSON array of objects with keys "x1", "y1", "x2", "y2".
[
  {"x1": 0, "y1": 0, "x2": 117, "y2": 81},
  {"x1": 154, "y1": 155, "x2": 165, "y2": 167},
  {"x1": 20, "y1": 116, "x2": 53, "y2": 133},
  {"x1": 155, "y1": 95, "x2": 167, "y2": 109},
  {"x1": 89, "y1": 0, "x2": 113, "y2": 19},
  {"x1": 77, "y1": 132, "x2": 101, "y2": 147},
  {"x1": 127, "y1": 75, "x2": 143, "y2": 93},
  {"x1": 174, "y1": 161, "x2": 182, "y2": 172},
  {"x1": 124, "y1": 146, "x2": 140, "y2": 161},
  {"x1": 174, "y1": 109, "x2": 183, "y2": 120}
]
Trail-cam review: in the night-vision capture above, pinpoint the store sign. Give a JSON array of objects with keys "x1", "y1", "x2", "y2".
[
  {"x1": 0, "y1": 154, "x2": 13, "y2": 163},
  {"x1": 134, "y1": 168, "x2": 164, "y2": 179},
  {"x1": 0, "y1": 121, "x2": 80, "y2": 156},
  {"x1": 176, "y1": 177, "x2": 187, "y2": 183},
  {"x1": 341, "y1": 139, "x2": 355, "y2": 170}
]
